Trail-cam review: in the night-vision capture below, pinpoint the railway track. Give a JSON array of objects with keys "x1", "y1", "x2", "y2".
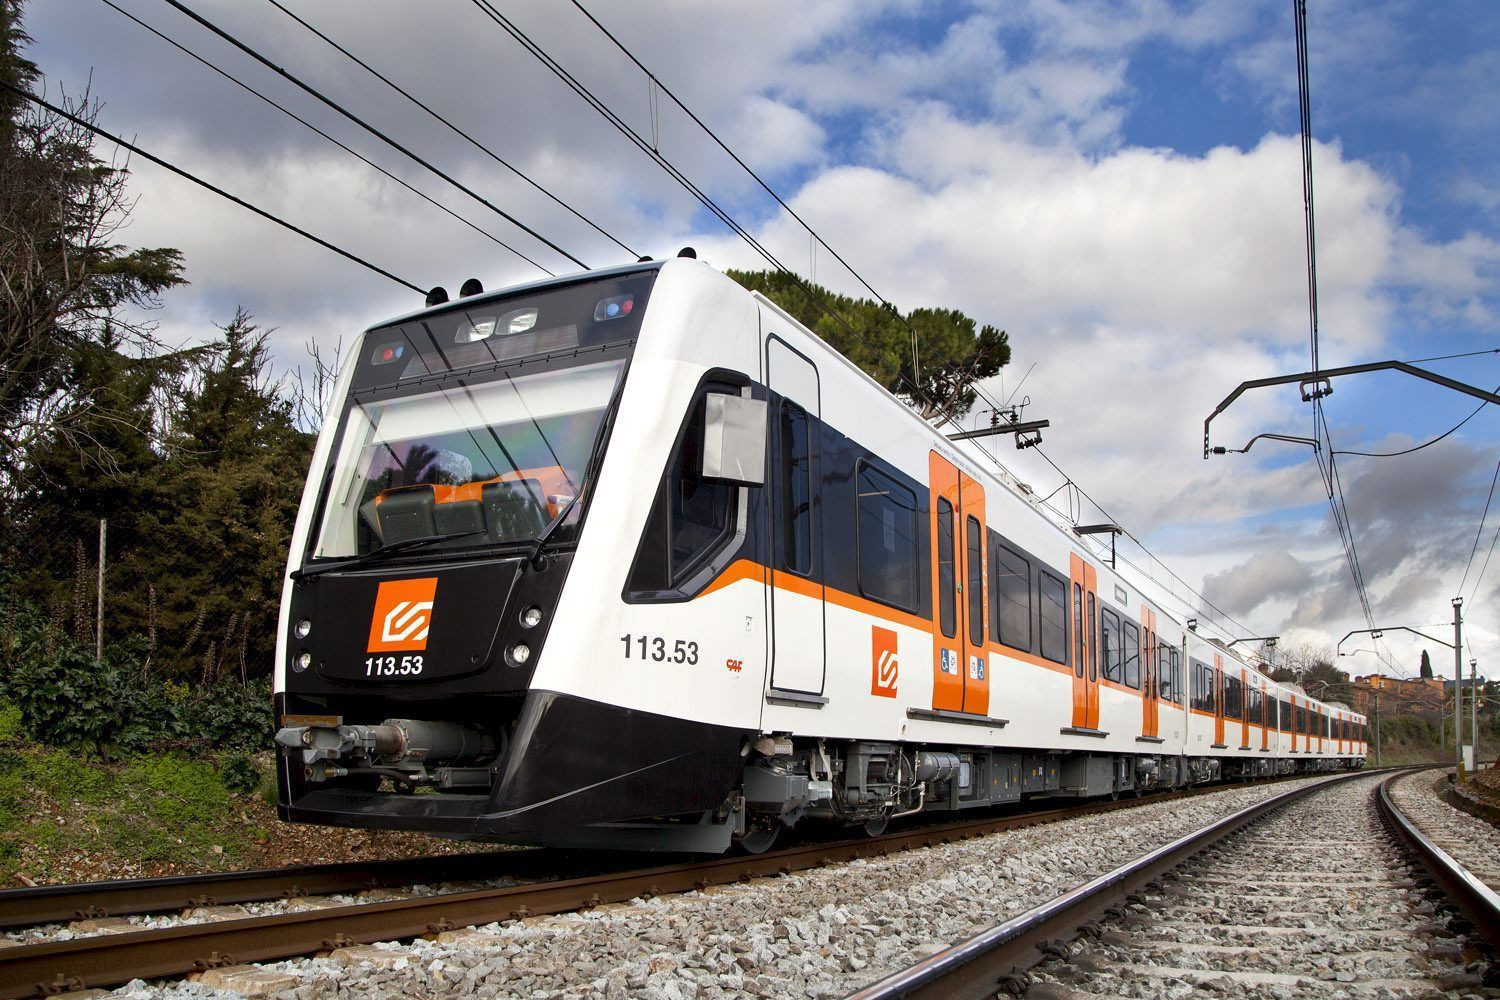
[
  {"x1": 852, "y1": 766, "x2": 1500, "y2": 999},
  {"x1": 0, "y1": 771, "x2": 1331, "y2": 997}
]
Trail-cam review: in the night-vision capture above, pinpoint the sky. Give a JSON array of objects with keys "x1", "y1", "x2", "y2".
[{"x1": 22, "y1": 0, "x2": 1500, "y2": 683}]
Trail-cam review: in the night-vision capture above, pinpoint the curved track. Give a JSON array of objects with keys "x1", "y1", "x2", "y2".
[{"x1": 852, "y1": 766, "x2": 1499, "y2": 999}]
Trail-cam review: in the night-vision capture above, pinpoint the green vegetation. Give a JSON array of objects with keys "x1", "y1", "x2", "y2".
[
  {"x1": 726, "y1": 269, "x2": 1010, "y2": 420},
  {"x1": 0, "y1": 712, "x2": 269, "y2": 878}
]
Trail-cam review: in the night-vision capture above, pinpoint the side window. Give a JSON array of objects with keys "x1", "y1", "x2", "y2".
[
  {"x1": 856, "y1": 462, "x2": 918, "y2": 611},
  {"x1": 1087, "y1": 592, "x2": 1097, "y2": 681},
  {"x1": 992, "y1": 543, "x2": 1032, "y2": 652},
  {"x1": 966, "y1": 517, "x2": 984, "y2": 646},
  {"x1": 777, "y1": 402, "x2": 812, "y2": 574},
  {"x1": 1100, "y1": 608, "x2": 1123, "y2": 682},
  {"x1": 626, "y1": 388, "x2": 738, "y2": 594},
  {"x1": 1038, "y1": 571, "x2": 1067, "y2": 664},
  {"x1": 1158, "y1": 645, "x2": 1173, "y2": 700},
  {"x1": 1123, "y1": 622, "x2": 1141, "y2": 689},
  {"x1": 936, "y1": 498, "x2": 956, "y2": 638},
  {"x1": 1072, "y1": 582, "x2": 1084, "y2": 678}
]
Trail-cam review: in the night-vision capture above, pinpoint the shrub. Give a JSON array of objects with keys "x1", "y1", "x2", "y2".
[
  {"x1": 219, "y1": 752, "x2": 262, "y2": 795},
  {"x1": 3, "y1": 626, "x2": 129, "y2": 751},
  {"x1": 0, "y1": 702, "x2": 22, "y2": 743}
]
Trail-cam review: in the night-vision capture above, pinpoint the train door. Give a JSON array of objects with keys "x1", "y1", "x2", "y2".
[
  {"x1": 1238, "y1": 669, "x2": 1248, "y2": 749},
  {"x1": 766, "y1": 336, "x2": 825, "y2": 695},
  {"x1": 1212, "y1": 653, "x2": 1226, "y2": 747},
  {"x1": 928, "y1": 453, "x2": 990, "y2": 714},
  {"x1": 1291, "y1": 697, "x2": 1300, "y2": 753},
  {"x1": 1067, "y1": 553, "x2": 1100, "y2": 730},
  {"x1": 1141, "y1": 605, "x2": 1158, "y2": 738},
  {"x1": 1261, "y1": 683, "x2": 1270, "y2": 751}
]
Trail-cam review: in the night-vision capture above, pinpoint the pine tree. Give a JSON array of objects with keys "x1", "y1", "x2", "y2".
[
  {"x1": 1420, "y1": 650, "x2": 1433, "y2": 679},
  {"x1": 726, "y1": 269, "x2": 1010, "y2": 420},
  {"x1": 0, "y1": 0, "x2": 184, "y2": 506}
]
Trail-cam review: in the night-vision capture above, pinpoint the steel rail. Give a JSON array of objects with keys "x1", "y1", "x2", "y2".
[
  {"x1": 0, "y1": 847, "x2": 637, "y2": 931},
  {"x1": 1377, "y1": 770, "x2": 1500, "y2": 950},
  {"x1": 848, "y1": 767, "x2": 1394, "y2": 1000},
  {"x1": 0, "y1": 771, "x2": 1338, "y2": 998}
]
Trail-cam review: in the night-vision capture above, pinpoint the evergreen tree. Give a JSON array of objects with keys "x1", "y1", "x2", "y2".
[
  {"x1": 0, "y1": 0, "x2": 184, "y2": 506},
  {"x1": 1420, "y1": 650, "x2": 1433, "y2": 679},
  {"x1": 726, "y1": 269, "x2": 1010, "y2": 420}
]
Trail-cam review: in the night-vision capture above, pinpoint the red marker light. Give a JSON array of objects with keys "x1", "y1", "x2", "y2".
[{"x1": 620, "y1": 297, "x2": 634, "y2": 314}]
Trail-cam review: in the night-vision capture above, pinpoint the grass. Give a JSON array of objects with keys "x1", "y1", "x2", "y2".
[{"x1": 0, "y1": 700, "x2": 268, "y2": 879}]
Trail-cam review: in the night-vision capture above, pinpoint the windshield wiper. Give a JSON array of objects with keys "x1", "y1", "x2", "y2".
[
  {"x1": 293, "y1": 529, "x2": 487, "y2": 580},
  {"x1": 526, "y1": 363, "x2": 631, "y2": 570}
]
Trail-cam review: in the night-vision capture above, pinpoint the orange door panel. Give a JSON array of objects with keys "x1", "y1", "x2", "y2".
[
  {"x1": 1213, "y1": 655, "x2": 1226, "y2": 747},
  {"x1": 928, "y1": 453, "x2": 963, "y2": 712},
  {"x1": 1067, "y1": 554, "x2": 1100, "y2": 730},
  {"x1": 959, "y1": 472, "x2": 990, "y2": 716},
  {"x1": 1141, "y1": 605, "x2": 1158, "y2": 738}
]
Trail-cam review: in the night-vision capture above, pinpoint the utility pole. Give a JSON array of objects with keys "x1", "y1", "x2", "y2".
[
  {"x1": 96, "y1": 518, "x2": 107, "y2": 663},
  {"x1": 1373, "y1": 690, "x2": 1381, "y2": 767},
  {"x1": 1472, "y1": 658, "x2": 1480, "y2": 764},
  {"x1": 1453, "y1": 597, "x2": 1465, "y2": 774}
]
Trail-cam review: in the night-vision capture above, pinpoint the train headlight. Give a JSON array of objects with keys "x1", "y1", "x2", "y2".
[
  {"x1": 294, "y1": 651, "x2": 312, "y2": 673},
  {"x1": 520, "y1": 606, "x2": 543, "y2": 629},
  {"x1": 509, "y1": 643, "x2": 532, "y2": 665},
  {"x1": 295, "y1": 619, "x2": 312, "y2": 639}
]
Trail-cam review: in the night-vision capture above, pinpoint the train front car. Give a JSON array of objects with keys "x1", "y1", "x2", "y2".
[{"x1": 274, "y1": 259, "x2": 765, "y2": 850}]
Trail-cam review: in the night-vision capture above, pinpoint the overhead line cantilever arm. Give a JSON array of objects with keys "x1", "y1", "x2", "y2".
[
  {"x1": 1336, "y1": 626, "x2": 1452, "y2": 656},
  {"x1": 1203, "y1": 360, "x2": 1500, "y2": 458},
  {"x1": 946, "y1": 419, "x2": 1049, "y2": 442}
]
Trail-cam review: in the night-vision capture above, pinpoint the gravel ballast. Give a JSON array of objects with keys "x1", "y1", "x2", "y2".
[
  {"x1": 1387, "y1": 767, "x2": 1500, "y2": 891},
  {"x1": 1027, "y1": 769, "x2": 1497, "y2": 998},
  {"x1": 102, "y1": 772, "x2": 1365, "y2": 999}
]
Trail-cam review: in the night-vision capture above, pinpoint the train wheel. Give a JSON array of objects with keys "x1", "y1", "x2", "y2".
[{"x1": 736, "y1": 823, "x2": 780, "y2": 855}]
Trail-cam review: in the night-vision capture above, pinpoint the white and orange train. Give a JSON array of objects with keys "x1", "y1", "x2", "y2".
[{"x1": 273, "y1": 256, "x2": 1367, "y2": 852}]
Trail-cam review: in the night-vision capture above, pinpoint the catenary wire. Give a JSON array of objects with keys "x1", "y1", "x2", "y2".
[
  {"x1": 159, "y1": 0, "x2": 591, "y2": 272},
  {"x1": 0, "y1": 81, "x2": 424, "y2": 294},
  {"x1": 259, "y1": 0, "x2": 638, "y2": 260},
  {"x1": 98, "y1": 0, "x2": 553, "y2": 277},
  {"x1": 1332, "y1": 386, "x2": 1496, "y2": 458},
  {"x1": 488, "y1": 0, "x2": 1266, "y2": 645},
  {"x1": 1, "y1": 81, "x2": 423, "y2": 293},
  {"x1": 1458, "y1": 457, "x2": 1500, "y2": 597}
]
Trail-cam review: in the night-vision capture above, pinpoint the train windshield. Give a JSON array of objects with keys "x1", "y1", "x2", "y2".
[{"x1": 311, "y1": 357, "x2": 625, "y2": 560}]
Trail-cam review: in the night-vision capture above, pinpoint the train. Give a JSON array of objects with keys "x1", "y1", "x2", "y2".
[{"x1": 273, "y1": 255, "x2": 1367, "y2": 853}]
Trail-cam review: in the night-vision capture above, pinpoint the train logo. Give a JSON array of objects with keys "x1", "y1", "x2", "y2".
[
  {"x1": 367, "y1": 577, "x2": 438, "y2": 653},
  {"x1": 871, "y1": 626, "x2": 898, "y2": 697}
]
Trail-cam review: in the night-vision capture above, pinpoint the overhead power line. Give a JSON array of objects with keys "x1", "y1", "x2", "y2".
[
  {"x1": 160, "y1": 0, "x2": 591, "y2": 272},
  {"x1": 0, "y1": 81, "x2": 424, "y2": 293},
  {"x1": 1458, "y1": 457, "x2": 1500, "y2": 597},
  {"x1": 1333, "y1": 385, "x2": 1497, "y2": 458},
  {"x1": 99, "y1": 0, "x2": 553, "y2": 276},
  {"x1": 495, "y1": 0, "x2": 1261, "y2": 644},
  {"x1": 259, "y1": 0, "x2": 638, "y2": 261}
]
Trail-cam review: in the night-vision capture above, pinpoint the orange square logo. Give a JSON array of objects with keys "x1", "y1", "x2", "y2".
[
  {"x1": 871, "y1": 626, "x2": 898, "y2": 698},
  {"x1": 367, "y1": 577, "x2": 438, "y2": 653}
]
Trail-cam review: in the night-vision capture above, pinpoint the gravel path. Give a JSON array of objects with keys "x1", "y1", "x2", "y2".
[
  {"x1": 1388, "y1": 768, "x2": 1500, "y2": 891},
  {"x1": 1027, "y1": 770, "x2": 1499, "y2": 999},
  {"x1": 101, "y1": 773, "x2": 1361, "y2": 999}
]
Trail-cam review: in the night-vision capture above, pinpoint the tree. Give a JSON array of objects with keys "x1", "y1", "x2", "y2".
[
  {"x1": 726, "y1": 269, "x2": 1010, "y2": 421},
  {"x1": 1420, "y1": 650, "x2": 1433, "y2": 679},
  {"x1": 0, "y1": 0, "x2": 184, "y2": 505}
]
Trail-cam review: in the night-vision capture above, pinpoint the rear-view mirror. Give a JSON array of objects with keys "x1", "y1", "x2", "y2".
[{"x1": 701, "y1": 393, "x2": 766, "y2": 486}]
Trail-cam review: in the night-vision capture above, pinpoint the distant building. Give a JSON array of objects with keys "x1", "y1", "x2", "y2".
[{"x1": 1350, "y1": 674, "x2": 1446, "y2": 716}]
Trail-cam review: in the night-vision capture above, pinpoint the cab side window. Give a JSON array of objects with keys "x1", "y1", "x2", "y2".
[{"x1": 627, "y1": 387, "x2": 739, "y2": 596}]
